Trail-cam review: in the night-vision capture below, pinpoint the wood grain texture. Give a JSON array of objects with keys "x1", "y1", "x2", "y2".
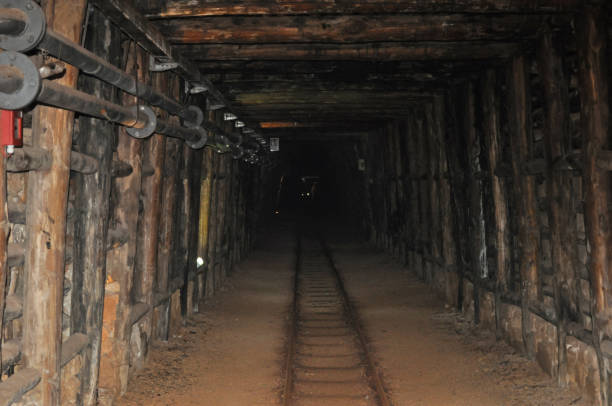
[{"x1": 22, "y1": 1, "x2": 87, "y2": 405}]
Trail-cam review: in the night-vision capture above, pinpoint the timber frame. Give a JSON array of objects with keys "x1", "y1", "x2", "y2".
[{"x1": 1, "y1": 0, "x2": 612, "y2": 405}]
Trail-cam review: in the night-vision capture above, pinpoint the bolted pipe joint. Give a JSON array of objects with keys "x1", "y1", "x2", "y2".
[
  {"x1": 182, "y1": 105, "x2": 204, "y2": 129},
  {"x1": 0, "y1": 51, "x2": 41, "y2": 110},
  {"x1": 125, "y1": 105, "x2": 157, "y2": 139},
  {"x1": 231, "y1": 145, "x2": 245, "y2": 160},
  {"x1": 0, "y1": 0, "x2": 46, "y2": 52},
  {"x1": 185, "y1": 127, "x2": 208, "y2": 149}
]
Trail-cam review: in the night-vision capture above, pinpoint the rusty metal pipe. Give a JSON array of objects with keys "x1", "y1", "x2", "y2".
[
  {"x1": 0, "y1": 2, "x2": 202, "y2": 126},
  {"x1": 37, "y1": 80, "x2": 148, "y2": 128}
]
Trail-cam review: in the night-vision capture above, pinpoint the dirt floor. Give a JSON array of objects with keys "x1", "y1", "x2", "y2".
[{"x1": 117, "y1": 222, "x2": 589, "y2": 406}]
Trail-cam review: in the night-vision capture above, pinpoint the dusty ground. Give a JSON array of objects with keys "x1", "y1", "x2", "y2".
[
  {"x1": 117, "y1": 223, "x2": 589, "y2": 406},
  {"x1": 330, "y1": 237, "x2": 587, "y2": 406}
]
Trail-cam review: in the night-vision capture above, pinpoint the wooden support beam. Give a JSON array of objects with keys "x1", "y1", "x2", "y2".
[
  {"x1": 5, "y1": 147, "x2": 98, "y2": 174},
  {"x1": 185, "y1": 149, "x2": 203, "y2": 314},
  {"x1": 214, "y1": 156, "x2": 231, "y2": 286},
  {"x1": 206, "y1": 154, "x2": 222, "y2": 293},
  {"x1": 577, "y1": 6, "x2": 611, "y2": 403},
  {"x1": 59, "y1": 333, "x2": 89, "y2": 368},
  {"x1": 110, "y1": 160, "x2": 133, "y2": 178},
  {"x1": 154, "y1": 116, "x2": 182, "y2": 341},
  {"x1": 0, "y1": 368, "x2": 41, "y2": 406},
  {"x1": 537, "y1": 26, "x2": 576, "y2": 385},
  {"x1": 197, "y1": 149, "x2": 214, "y2": 301},
  {"x1": 98, "y1": 41, "x2": 145, "y2": 403},
  {"x1": 0, "y1": 140, "x2": 7, "y2": 376},
  {"x1": 6, "y1": 147, "x2": 50, "y2": 172},
  {"x1": 155, "y1": 75, "x2": 182, "y2": 341},
  {"x1": 144, "y1": 0, "x2": 579, "y2": 18},
  {"x1": 22, "y1": 1, "x2": 87, "y2": 405},
  {"x1": 70, "y1": 10, "x2": 120, "y2": 405},
  {"x1": 163, "y1": 14, "x2": 543, "y2": 44},
  {"x1": 106, "y1": 227, "x2": 129, "y2": 250},
  {"x1": 134, "y1": 108, "x2": 166, "y2": 345},
  {"x1": 7, "y1": 199, "x2": 25, "y2": 225},
  {"x1": 480, "y1": 69, "x2": 511, "y2": 335},
  {"x1": 178, "y1": 41, "x2": 520, "y2": 61},
  {"x1": 507, "y1": 55, "x2": 539, "y2": 358}
]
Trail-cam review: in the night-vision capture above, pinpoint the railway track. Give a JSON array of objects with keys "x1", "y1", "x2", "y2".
[{"x1": 282, "y1": 231, "x2": 392, "y2": 406}]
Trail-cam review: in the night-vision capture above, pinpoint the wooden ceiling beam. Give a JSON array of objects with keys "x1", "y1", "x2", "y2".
[
  {"x1": 162, "y1": 14, "x2": 545, "y2": 44},
  {"x1": 143, "y1": 0, "x2": 579, "y2": 18},
  {"x1": 196, "y1": 60, "x2": 496, "y2": 75},
  {"x1": 218, "y1": 81, "x2": 446, "y2": 94},
  {"x1": 178, "y1": 41, "x2": 520, "y2": 61}
]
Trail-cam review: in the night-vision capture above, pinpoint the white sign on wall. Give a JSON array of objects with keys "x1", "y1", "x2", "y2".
[{"x1": 270, "y1": 137, "x2": 280, "y2": 152}]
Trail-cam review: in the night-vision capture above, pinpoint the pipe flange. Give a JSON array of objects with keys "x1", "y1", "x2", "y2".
[
  {"x1": 182, "y1": 105, "x2": 204, "y2": 128},
  {"x1": 231, "y1": 146, "x2": 244, "y2": 160},
  {"x1": 126, "y1": 104, "x2": 157, "y2": 139},
  {"x1": 186, "y1": 127, "x2": 208, "y2": 149},
  {"x1": 0, "y1": 0, "x2": 46, "y2": 52},
  {"x1": 0, "y1": 51, "x2": 40, "y2": 110}
]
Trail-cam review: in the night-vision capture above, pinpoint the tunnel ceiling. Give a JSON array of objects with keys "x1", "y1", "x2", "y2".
[{"x1": 135, "y1": 0, "x2": 577, "y2": 139}]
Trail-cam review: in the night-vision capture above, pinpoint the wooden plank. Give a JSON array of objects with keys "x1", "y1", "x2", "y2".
[
  {"x1": 22, "y1": 1, "x2": 87, "y2": 405},
  {"x1": 98, "y1": 41, "x2": 145, "y2": 402},
  {"x1": 144, "y1": 0, "x2": 579, "y2": 18},
  {"x1": 178, "y1": 41, "x2": 520, "y2": 61},
  {"x1": 70, "y1": 10, "x2": 120, "y2": 405},
  {"x1": 60, "y1": 333, "x2": 88, "y2": 368},
  {"x1": 0, "y1": 368, "x2": 41, "y2": 406},
  {"x1": 507, "y1": 55, "x2": 539, "y2": 358},
  {"x1": 162, "y1": 14, "x2": 543, "y2": 44}
]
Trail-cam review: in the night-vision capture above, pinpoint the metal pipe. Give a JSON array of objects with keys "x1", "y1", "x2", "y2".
[
  {"x1": 0, "y1": 16, "x2": 25, "y2": 36},
  {"x1": 37, "y1": 80, "x2": 148, "y2": 129},
  {"x1": 37, "y1": 30, "x2": 203, "y2": 127},
  {"x1": 0, "y1": 2, "x2": 202, "y2": 127},
  {"x1": 155, "y1": 118, "x2": 208, "y2": 149}
]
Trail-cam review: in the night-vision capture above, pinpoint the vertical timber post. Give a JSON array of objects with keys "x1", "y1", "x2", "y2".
[
  {"x1": 481, "y1": 69, "x2": 511, "y2": 337},
  {"x1": 135, "y1": 95, "x2": 167, "y2": 345},
  {"x1": 508, "y1": 55, "x2": 539, "y2": 359},
  {"x1": 198, "y1": 149, "x2": 214, "y2": 301},
  {"x1": 71, "y1": 10, "x2": 119, "y2": 405},
  {"x1": 577, "y1": 4, "x2": 611, "y2": 404},
  {"x1": 23, "y1": 1, "x2": 87, "y2": 404},
  {"x1": 538, "y1": 26, "x2": 575, "y2": 385},
  {"x1": 98, "y1": 42, "x2": 145, "y2": 404}
]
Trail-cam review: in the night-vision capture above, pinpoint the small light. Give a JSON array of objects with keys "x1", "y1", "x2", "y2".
[
  {"x1": 306, "y1": 192, "x2": 310, "y2": 197},
  {"x1": 235, "y1": 121, "x2": 245, "y2": 128},
  {"x1": 196, "y1": 257, "x2": 204, "y2": 268},
  {"x1": 224, "y1": 113, "x2": 237, "y2": 121},
  {"x1": 274, "y1": 210, "x2": 280, "y2": 215}
]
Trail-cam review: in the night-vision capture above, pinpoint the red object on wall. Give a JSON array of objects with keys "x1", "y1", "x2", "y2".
[{"x1": 0, "y1": 110, "x2": 23, "y2": 153}]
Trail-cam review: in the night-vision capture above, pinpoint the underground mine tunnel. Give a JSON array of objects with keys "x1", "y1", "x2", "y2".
[{"x1": 0, "y1": 0, "x2": 611, "y2": 405}]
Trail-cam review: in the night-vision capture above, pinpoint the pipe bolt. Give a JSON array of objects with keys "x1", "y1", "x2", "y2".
[
  {"x1": 27, "y1": 35, "x2": 34, "y2": 43},
  {"x1": 26, "y1": 2, "x2": 33, "y2": 10}
]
